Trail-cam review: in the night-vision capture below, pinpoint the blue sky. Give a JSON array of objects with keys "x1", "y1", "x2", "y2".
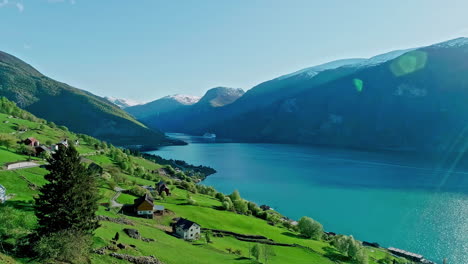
[{"x1": 1, "y1": 0, "x2": 467, "y2": 102}]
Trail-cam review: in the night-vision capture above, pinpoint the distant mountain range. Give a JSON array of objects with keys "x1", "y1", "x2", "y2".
[
  {"x1": 0, "y1": 51, "x2": 179, "y2": 147},
  {"x1": 127, "y1": 87, "x2": 244, "y2": 132},
  {"x1": 129, "y1": 37, "x2": 468, "y2": 152},
  {"x1": 105, "y1": 96, "x2": 141, "y2": 109},
  {"x1": 126, "y1": 94, "x2": 201, "y2": 120}
]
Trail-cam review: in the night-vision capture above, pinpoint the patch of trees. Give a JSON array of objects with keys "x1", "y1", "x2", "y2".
[
  {"x1": 31, "y1": 145, "x2": 100, "y2": 263},
  {"x1": 0, "y1": 97, "x2": 43, "y2": 123},
  {"x1": 140, "y1": 152, "x2": 216, "y2": 179},
  {"x1": 250, "y1": 244, "x2": 276, "y2": 264},
  {"x1": 297, "y1": 216, "x2": 323, "y2": 240},
  {"x1": 331, "y1": 235, "x2": 369, "y2": 264}
]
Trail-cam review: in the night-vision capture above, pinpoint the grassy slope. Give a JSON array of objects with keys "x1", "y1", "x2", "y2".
[
  {"x1": 0, "y1": 113, "x2": 403, "y2": 264},
  {"x1": 0, "y1": 52, "x2": 166, "y2": 146}
]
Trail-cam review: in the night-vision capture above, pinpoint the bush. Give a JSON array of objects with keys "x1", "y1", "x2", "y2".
[
  {"x1": 233, "y1": 200, "x2": 248, "y2": 214},
  {"x1": 33, "y1": 229, "x2": 92, "y2": 264},
  {"x1": 215, "y1": 192, "x2": 225, "y2": 202},
  {"x1": 0, "y1": 206, "x2": 35, "y2": 253},
  {"x1": 229, "y1": 189, "x2": 241, "y2": 201},
  {"x1": 298, "y1": 216, "x2": 323, "y2": 239},
  {"x1": 129, "y1": 186, "x2": 147, "y2": 197},
  {"x1": 0, "y1": 133, "x2": 18, "y2": 150}
]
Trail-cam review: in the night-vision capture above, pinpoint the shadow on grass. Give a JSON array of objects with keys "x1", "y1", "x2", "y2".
[
  {"x1": 323, "y1": 246, "x2": 350, "y2": 262},
  {"x1": 281, "y1": 231, "x2": 309, "y2": 240},
  {"x1": 4, "y1": 200, "x2": 35, "y2": 212},
  {"x1": 235, "y1": 257, "x2": 251, "y2": 261}
]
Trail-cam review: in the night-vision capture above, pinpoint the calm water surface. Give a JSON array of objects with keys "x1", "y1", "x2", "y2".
[{"x1": 149, "y1": 134, "x2": 468, "y2": 263}]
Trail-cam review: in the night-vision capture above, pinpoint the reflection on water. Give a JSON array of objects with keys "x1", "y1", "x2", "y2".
[{"x1": 152, "y1": 134, "x2": 468, "y2": 263}]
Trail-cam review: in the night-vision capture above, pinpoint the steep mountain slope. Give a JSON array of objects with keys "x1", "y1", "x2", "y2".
[
  {"x1": 0, "y1": 51, "x2": 172, "y2": 146},
  {"x1": 139, "y1": 50, "x2": 413, "y2": 135},
  {"x1": 126, "y1": 94, "x2": 200, "y2": 120},
  {"x1": 138, "y1": 87, "x2": 244, "y2": 132},
  {"x1": 201, "y1": 38, "x2": 468, "y2": 152}
]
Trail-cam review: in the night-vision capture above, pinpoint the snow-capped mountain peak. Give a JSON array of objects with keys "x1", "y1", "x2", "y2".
[
  {"x1": 105, "y1": 96, "x2": 141, "y2": 108},
  {"x1": 276, "y1": 58, "x2": 365, "y2": 80},
  {"x1": 352, "y1": 48, "x2": 415, "y2": 68},
  {"x1": 165, "y1": 94, "x2": 201, "y2": 105},
  {"x1": 431, "y1": 37, "x2": 468, "y2": 48}
]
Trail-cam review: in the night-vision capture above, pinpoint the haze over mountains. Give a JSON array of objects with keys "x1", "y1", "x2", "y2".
[
  {"x1": 0, "y1": 51, "x2": 177, "y2": 147},
  {"x1": 127, "y1": 37, "x2": 468, "y2": 152}
]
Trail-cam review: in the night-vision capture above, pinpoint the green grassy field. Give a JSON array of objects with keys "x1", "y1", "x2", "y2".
[{"x1": 0, "y1": 109, "x2": 405, "y2": 264}]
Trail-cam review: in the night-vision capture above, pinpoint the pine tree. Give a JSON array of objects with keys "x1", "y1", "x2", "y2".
[{"x1": 35, "y1": 145, "x2": 100, "y2": 236}]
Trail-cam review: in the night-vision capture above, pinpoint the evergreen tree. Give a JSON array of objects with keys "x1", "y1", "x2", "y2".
[{"x1": 35, "y1": 145, "x2": 100, "y2": 236}]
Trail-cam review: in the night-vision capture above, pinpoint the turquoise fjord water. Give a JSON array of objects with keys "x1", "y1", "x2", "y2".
[{"x1": 149, "y1": 134, "x2": 468, "y2": 263}]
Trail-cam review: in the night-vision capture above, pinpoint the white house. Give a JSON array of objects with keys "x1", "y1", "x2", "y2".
[
  {"x1": 0, "y1": 184, "x2": 6, "y2": 203},
  {"x1": 173, "y1": 218, "x2": 201, "y2": 240}
]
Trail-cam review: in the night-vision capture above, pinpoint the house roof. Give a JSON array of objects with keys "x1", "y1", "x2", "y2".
[
  {"x1": 154, "y1": 205, "x2": 165, "y2": 211},
  {"x1": 0, "y1": 184, "x2": 5, "y2": 191},
  {"x1": 133, "y1": 193, "x2": 154, "y2": 207},
  {"x1": 35, "y1": 146, "x2": 50, "y2": 152},
  {"x1": 174, "y1": 218, "x2": 199, "y2": 231}
]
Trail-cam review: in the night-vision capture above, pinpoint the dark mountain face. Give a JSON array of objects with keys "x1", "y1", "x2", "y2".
[
  {"x1": 0, "y1": 51, "x2": 171, "y2": 146},
  {"x1": 126, "y1": 96, "x2": 192, "y2": 120},
  {"x1": 137, "y1": 87, "x2": 244, "y2": 133},
  {"x1": 200, "y1": 39, "x2": 468, "y2": 152}
]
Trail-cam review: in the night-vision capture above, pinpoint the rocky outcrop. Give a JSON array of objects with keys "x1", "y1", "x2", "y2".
[
  {"x1": 96, "y1": 215, "x2": 134, "y2": 226},
  {"x1": 109, "y1": 253, "x2": 164, "y2": 264},
  {"x1": 124, "y1": 228, "x2": 155, "y2": 242}
]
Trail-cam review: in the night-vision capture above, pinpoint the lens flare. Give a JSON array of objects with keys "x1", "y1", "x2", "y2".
[
  {"x1": 390, "y1": 51, "x2": 428, "y2": 76},
  {"x1": 353, "y1": 78, "x2": 363, "y2": 92}
]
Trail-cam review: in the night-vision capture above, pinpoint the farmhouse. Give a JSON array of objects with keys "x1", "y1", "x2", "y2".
[
  {"x1": 58, "y1": 139, "x2": 69, "y2": 148},
  {"x1": 173, "y1": 218, "x2": 201, "y2": 240},
  {"x1": 35, "y1": 145, "x2": 51, "y2": 156},
  {"x1": 156, "y1": 181, "x2": 171, "y2": 196},
  {"x1": 23, "y1": 137, "x2": 40, "y2": 147},
  {"x1": 0, "y1": 184, "x2": 6, "y2": 203},
  {"x1": 134, "y1": 194, "x2": 155, "y2": 216}
]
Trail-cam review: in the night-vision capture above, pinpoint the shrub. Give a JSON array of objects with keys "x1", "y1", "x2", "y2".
[
  {"x1": 33, "y1": 229, "x2": 92, "y2": 264},
  {"x1": 215, "y1": 192, "x2": 225, "y2": 202},
  {"x1": 129, "y1": 186, "x2": 147, "y2": 197},
  {"x1": 233, "y1": 200, "x2": 248, "y2": 214},
  {"x1": 0, "y1": 133, "x2": 18, "y2": 150},
  {"x1": 229, "y1": 189, "x2": 241, "y2": 201},
  {"x1": 298, "y1": 216, "x2": 323, "y2": 239}
]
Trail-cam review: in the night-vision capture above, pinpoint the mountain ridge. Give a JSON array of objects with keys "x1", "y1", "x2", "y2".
[{"x1": 0, "y1": 50, "x2": 176, "y2": 147}]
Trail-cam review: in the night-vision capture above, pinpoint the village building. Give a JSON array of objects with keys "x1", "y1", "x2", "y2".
[
  {"x1": 154, "y1": 205, "x2": 165, "y2": 216},
  {"x1": 173, "y1": 218, "x2": 201, "y2": 240},
  {"x1": 0, "y1": 184, "x2": 6, "y2": 203},
  {"x1": 134, "y1": 194, "x2": 155, "y2": 216},
  {"x1": 58, "y1": 139, "x2": 69, "y2": 148},
  {"x1": 156, "y1": 181, "x2": 171, "y2": 196},
  {"x1": 23, "y1": 137, "x2": 40, "y2": 147},
  {"x1": 35, "y1": 145, "x2": 51, "y2": 156}
]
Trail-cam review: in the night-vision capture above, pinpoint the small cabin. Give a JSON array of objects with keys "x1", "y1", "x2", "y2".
[
  {"x1": 58, "y1": 139, "x2": 69, "y2": 148},
  {"x1": 157, "y1": 181, "x2": 171, "y2": 196},
  {"x1": 134, "y1": 194, "x2": 154, "y2": 216},
  {"x1": 0, "y1": 184, "x2": 6, "y2": 203},
  {"x1": 24, "y1": 137, "x2": 40, "y2": 147},
  {"x1": 35, "y1": 146, "x2": 51, "y2": 156},
  {"x1": 173, "y1": 218, "x2": 201, "y2": 240}
]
